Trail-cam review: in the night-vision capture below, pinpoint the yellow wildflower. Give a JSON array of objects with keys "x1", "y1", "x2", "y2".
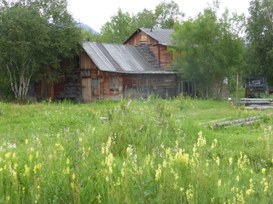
[
  {"x1": 236, "y1": 175, "x2": 240, "y2": 182},
  {"x1": 121, "y1": 162, "x2": 126, "y2": 177},
  {"x1": 175, "y1": 151, "x2": 189, "y2": 165},
  {"x1": 29, "y1": 154, "x2": 33, "y2": 162},
  {"x1": 5, "y1": 152, "x2": 11, "y2": 159},
  {"x1": 79, "y1": 137, "x2": 83, "y2": 143},
  {"x1": 6, "y1": 196, "x2": 10, "y2": 201},
  {"x1": 35, "y1": 151, "x2": 39, "y2": 159},
  {"x1": 23, "y1": 165, "x2": 30, "y2": 177},
  {"x1": 214, "y1": 156, "x2": 220, "y2": 166},
  {"x1": 197, "y1": 131, "x2": 206, "y2": 147},
  {"x1": 261, "y1": 168, "x2": 266, "y2": 174},
  {"x1": 12, "y1": 170, "x2": 17, "y2": 178},
  {"x1": 72, "y1": 173, "x2": 76, "y2": 180},
  {"x1": 105, "y1": 153, "x2": 114, "y2": 174},
  {"x1": 246, "y1": 189, "x2": 254, "y2": 196},
  {"x1": 246, "y1": 179, "x2": 255, "y2": 196},
  {"x1": 186, "y1": 185, "x2": 194, "y2": 202},
  {"x1": 218, "y1": 179, "x2": 222, "y2": 187},
  {"x1": 155, "y1": 164, "x2": 162, "y2": 181},
  {"x1": 236, "y1": 190, "x2": 245, "y2": 204},
  {"x1": 228, "y1": 157, "x2": 233, "y2": 166},
  {"x1": 261, "y1": 178, "x2": 268, "y2": 192},
  {"x1": 65, "y1": 166, "x2": 70, "y2": 175},
  {"x1": 34, "y1": 163, "x2": 42, "y2": 174}
]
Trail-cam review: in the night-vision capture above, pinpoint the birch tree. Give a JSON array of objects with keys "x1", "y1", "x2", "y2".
[{"x1": 0, "y1": 0, "x2": 81, "y2": 100}]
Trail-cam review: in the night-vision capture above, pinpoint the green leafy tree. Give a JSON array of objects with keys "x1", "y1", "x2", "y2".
[
  {"x1": 134, "y1": 9, "x2": 156, "y2": 29},
  {"x1": 0, "y1": 0, "x2": 81, "y2": 100},
  {"x1": 172, "y1": 8, "x2": 245, "y2": 97},
  {"x1": 154, "y1": 0, "x2": 184, "y2": 28},
  {"x1": 100, "y1": 9, "x2": 136, "y2": 43},
  {"x1": 99, "y1": 1, "x2": 184, "y2": 44},
  {"x1": 246, "y1": 0, "x2": 273, "y2": 84}
]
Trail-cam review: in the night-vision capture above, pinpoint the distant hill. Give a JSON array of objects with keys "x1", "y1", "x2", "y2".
[{"x1": 77, "y1": 23, "x2": 98, "y2": 35}]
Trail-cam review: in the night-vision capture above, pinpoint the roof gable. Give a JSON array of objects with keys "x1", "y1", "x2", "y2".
[
  {"x1": 124, "y1": 28, "x2": 174, "y2": 46},
  {"x1": 82, "y1": 42, "x2": 174, "y2": 74}
]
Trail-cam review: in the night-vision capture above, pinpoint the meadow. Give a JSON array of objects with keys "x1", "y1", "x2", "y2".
[{"x1": 0, "y1": 98, "x2": 272, "y2": 203}]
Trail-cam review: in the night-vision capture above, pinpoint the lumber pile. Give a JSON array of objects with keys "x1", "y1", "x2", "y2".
[
  {"x1": 240, "y1": 98, "x2": 273, "y2": 105},
  {"x1": 229, "y1": 98, "x2": 273, "y2": 110},
  {"x1": 209, "y1": 116, "x2": 262, "y2": 129}
]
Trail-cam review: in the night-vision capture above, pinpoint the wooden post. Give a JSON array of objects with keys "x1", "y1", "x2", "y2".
[{"x1": 236, "y1": 73, "x2": 239, "y2": 98}]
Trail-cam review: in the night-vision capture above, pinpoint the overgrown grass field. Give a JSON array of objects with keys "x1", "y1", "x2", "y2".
[{"x1": 0, "y1": 98, "x2": 272, "y2": 203}]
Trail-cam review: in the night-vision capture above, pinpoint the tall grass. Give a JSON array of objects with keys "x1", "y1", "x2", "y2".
[{"x1": 0, "y1": 98, "x2": 272, "y2": 203}]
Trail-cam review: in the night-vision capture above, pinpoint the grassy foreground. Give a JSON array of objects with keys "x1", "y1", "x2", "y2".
[{"x1": 0, "y1": 98, "x2": 272, "y2": 203}]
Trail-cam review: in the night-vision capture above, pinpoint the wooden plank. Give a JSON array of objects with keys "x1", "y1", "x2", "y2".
[
  {"x1": 81, "y1": 78, "x2": 92, "y2": 102},
  {"x1": 240, "y1": 98, "x2": 273, "y2": 105},
  {"x1": 210, "y1": 116, "x2": 262, "y2": 129}
]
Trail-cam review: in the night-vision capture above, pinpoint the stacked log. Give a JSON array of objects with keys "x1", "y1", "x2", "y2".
[{"x1": 210, "y1": 116, "x2": 262, "y2": 129}]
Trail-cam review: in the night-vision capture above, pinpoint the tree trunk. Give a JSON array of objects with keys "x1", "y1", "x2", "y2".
[{"x1": 6, "y1": 64, "x2": 32, "y2": 101}]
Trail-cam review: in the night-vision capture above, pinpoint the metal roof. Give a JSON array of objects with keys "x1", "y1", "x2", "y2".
[
  {"x1": 124, "y1": 28, "x2": 174, "y2": 46},
  {"x1": 83, "y1": 42, "x2": 175, "y2": 74},
  {"x1": 140, "y1": 28, "x2": 173, "y2": 46}
]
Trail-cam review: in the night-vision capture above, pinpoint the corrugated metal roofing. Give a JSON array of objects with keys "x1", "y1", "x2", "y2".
[
  {"x1": 140, "y1": 28, "x2": 173, "y2": 46},
  {"x1": 83, "y1": 42, "x2": 175, "y2": 74}
]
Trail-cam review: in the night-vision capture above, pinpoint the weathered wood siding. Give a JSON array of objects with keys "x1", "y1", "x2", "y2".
[
  {"x1": 80, "y1": 51, "x2": 123, "y2": 102},
  {"x1": 80, "y1": 52, "x2": 96, "y2": 69},
  {"x1": 37, "y1": 81, "x2": 54, "y2": 100},
  {"x1": 123, "y1": 74, "x2": 177, "y2": 99},
  {"x1": 125, "y1": 31, "x2": 172, "y2": 69},
  {"x1": 80, "y1": 51, "x2": 95, "y2": 102},
  {"x1": 79, "y1": 50, "x2": 176, "y2": 101},
  {"x1": 126, "y1": 31, "x2": 158, "y2": 46},
  {"x1": 149, "y1": 45, "x2": 172, "y2": 68}
]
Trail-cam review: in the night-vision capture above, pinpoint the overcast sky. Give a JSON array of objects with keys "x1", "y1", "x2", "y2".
[{"x1": 67, "y1": 0, "x2": 251, "y2": 32}]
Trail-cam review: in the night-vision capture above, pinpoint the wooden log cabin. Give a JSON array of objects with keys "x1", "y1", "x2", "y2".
[
  {"x1": 124, "y1": 28, "x2": 173, "y2": 69},
  {"x1": 80, "y1": 42, "x2": 177, "y2": 102},
  {"x1": 34, "y1": 28, "x2": 195, "y2": 102}
]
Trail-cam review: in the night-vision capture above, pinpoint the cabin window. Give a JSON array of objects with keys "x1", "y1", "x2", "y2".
[
  {"x1": 110, "y1": 76, "x2": 119, "y2": 91},
  {"x1": 92, "y1": 79, "x2": 98, "y2": 90},
  {"x1": 140, "y1": 34, "x2": 148, "y2": 45}
]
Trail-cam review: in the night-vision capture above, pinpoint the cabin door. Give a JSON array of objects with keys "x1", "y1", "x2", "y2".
[{"x1": 82, "y1": 78, "x2": 92, "y2": 102}]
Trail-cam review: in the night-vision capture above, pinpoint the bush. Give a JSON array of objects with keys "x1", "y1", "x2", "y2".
[{"x1": 0, "y1": 74, "x2": 13, "y2": 100}]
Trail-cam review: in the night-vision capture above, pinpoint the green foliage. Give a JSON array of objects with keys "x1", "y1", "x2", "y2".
[
  {"x1": 246, "y1": 0, "x2": 273, "y2": 85},
  {"x1": 172, "y1": 7, "x2": 245, "y2": 97},
  {"x1": 99, "y1": 1, "x2": 184, "y2": 43},
  {"x1": 80, "y1": 29, "x2": 102, "y2": 42},
  {"x1": 0, "y1": 99, "x2": 272, "y2": 203},
  {"x1": 154, "y1": 0, "x2": 184, "y2": 29},
  {"x1": 100, "y1": 9, "x2": 136, "y2": 43},
  {"x1": 134, "y1": 9, "x2": 157, "y2": 29},
  {"x1": 0, "y1": 0, "x2": 82, "y2": 100},
  {"x1": 0, "y1": 71, "x2": 13, "y2": 100}
]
